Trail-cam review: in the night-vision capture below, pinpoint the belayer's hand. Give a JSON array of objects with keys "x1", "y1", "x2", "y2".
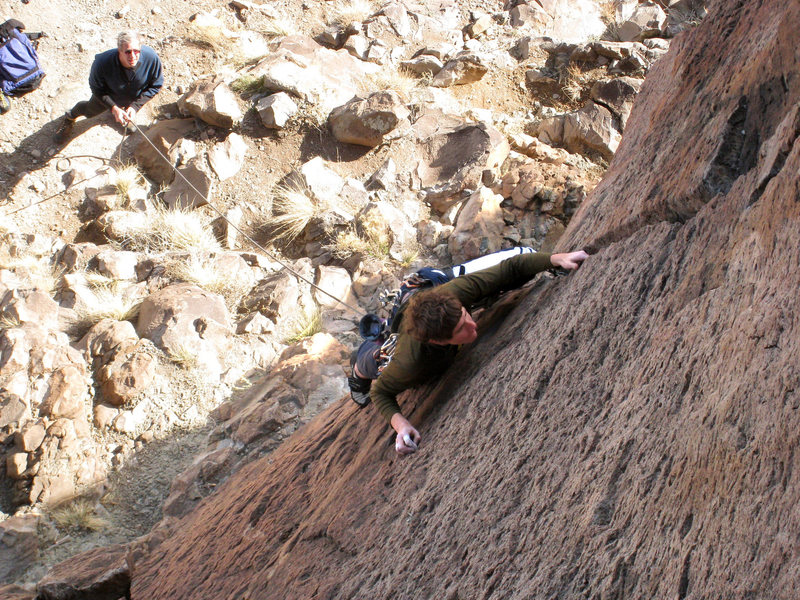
[{"x1": 550, "y1": 250, "x2": 588, "y2": 270}]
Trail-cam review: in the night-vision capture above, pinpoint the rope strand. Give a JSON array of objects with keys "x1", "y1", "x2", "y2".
[{"x1": 129, "y1": 119, "x2": 363, "y2": 314}]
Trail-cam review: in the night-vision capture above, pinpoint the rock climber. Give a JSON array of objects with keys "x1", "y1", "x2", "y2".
[{"x1": 349, "y1": 248, "x2": 588, "y2": 455}]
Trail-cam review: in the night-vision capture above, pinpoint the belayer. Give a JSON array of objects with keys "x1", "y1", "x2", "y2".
[
  {"x1": 349, "y1": 248, "x2": 588, "y2": 455},
  {"x1": 55, "y1": 30, "x2": 163, "y2": 143}
]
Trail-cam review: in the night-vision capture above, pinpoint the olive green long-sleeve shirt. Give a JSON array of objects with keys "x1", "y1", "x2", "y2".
[{"x1": 371, "y1": 251, "x2": 553, "y2": 423}]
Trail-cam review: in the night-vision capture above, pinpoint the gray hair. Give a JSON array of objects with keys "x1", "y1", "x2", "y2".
[{"x1": 117, "y1": 31, "x2": 141, "y2": 49}]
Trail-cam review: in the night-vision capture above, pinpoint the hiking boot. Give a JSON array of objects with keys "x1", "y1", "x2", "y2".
[
  {"x1": 0, "y1": 93, "x2": 10, "y2": 115},
  {"x1": 54, "y1": 114, "x2": 76, "y2": 144}
]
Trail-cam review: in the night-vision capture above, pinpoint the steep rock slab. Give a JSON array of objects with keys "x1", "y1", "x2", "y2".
[{"x1": 103, "y1": 2, "x2": 800, "y2": 599}]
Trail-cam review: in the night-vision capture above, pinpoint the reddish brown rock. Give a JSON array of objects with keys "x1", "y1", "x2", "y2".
[
  {"x1": 328, "y1": 91, "x2": 409, "y2": 147},
  {"x1": 35, "y1": 543, "x2": 130, "y2": 600},
  {"x1": 38, "y1": 365, "x2": 88, "y2": 420}
]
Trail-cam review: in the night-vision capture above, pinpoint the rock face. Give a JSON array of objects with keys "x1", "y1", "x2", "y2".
[{"x1": 125, "y1": 2, "x2": 800, "y2": 599}]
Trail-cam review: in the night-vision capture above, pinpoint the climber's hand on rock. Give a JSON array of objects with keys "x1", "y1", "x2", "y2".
[{"x1": 550, "y1": 250, "x2": 588, "y2": 271}]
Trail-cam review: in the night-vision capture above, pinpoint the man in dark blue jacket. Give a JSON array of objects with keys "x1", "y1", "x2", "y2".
[{"x1": 55, "y1": 30, "x2": 162, "y2": 143}]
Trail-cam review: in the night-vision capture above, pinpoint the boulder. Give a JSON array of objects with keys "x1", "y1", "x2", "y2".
[
  {"x1": 16, "y1": 421, "x2": 46, "y2": 452},
  {"x1": 29, "y1": 472, "x2": 76, "y2": 507},
  {"x1": 357, "y1": 201, "x2": 417, "y2": 257},
  {"x1": 178, "y1": 77, "x2": 243, "y2": 129},
  {"x1": 328, "y1": 91, "x2": 410, "y2": 148},
  {"x1": 93, "y1": 403, "x2": 119, "y2": 429},
  {"x1": 431, "y1": 52, "x2": 488, "y2": 87},
  {"x1": 78, "y1": 319, "x2": 139, "y2": 367},
  {"x1": 617, "y1": 1, "x2": 667, "y2": 41},
  {"x1": 133, "y1": 119, "x2": 197, "y2": 186},
  {"x1": 212, "y1": 206, "x2": 244, "y2": 249},
  {"x1": 162, "y1": 155, "x2": 215, "y2": 210},
  {"x1": 297, "y1": 156, "x2": 345, "y2": 206},
  {"x1": 208, "y1": 133, "x2": 248, "y2": 181},
  {"x1": 0, "y1": 327, "x2": 31, "y2": 374},
  {"x1": 314, "y1": 266, "x2": 357, "y2": 315},
  {"x1": 1, "y1": 394, "x2": 29, "y2": 429},
  {"x1": 38, "y1": 365, "x2": 89, "y2": 420},
  {"x1": 590, "y1": 77, "x2": 643, "y2": 130},
  {"x1": 0, "y1": 288, "x2": 59, "y2": 330},
  {"x1": 562, "y1": 101, "x2": 622, "y2": 160},
  {"x1": 342, "y1": 33, "x2": 369, "y2": 61},
  {"x1": 448, "y1": 187, "x2": 506, "y2": 263},
  {"x1": 93, "y1": 249, "x2": 139, "y2": 280},
  {"x1": 509, "y1": 133, "x2": 570, "y2": 164},
  {"x1": 98, "y1": 341, "x2": 157, "y2": 406},
  {"x1": 235, "y1": 312, "x2": 275, "y2": 335},
  {"x1": 246, "y1": 35, "x2": 378, "y2": 114},
  {"x1": 136, "y1": 283, "x2": 231, "y2": 377},
  {"x1": 240, "y1": 271, "x2": 300, "y2": 322},
  {"x1": 26, "y1": 326, "x2": 84, "y2": 377},
  {"x1": 81, "y1": 185, "x2": 121, "y2": 216},
  {"x1": 56, "y1": 243, "x2": 102, "y2": 273},
  {"x1": 0, "y1": 515, "x2": 39, "y2": 582},
  {"x1": 510, "y1": 0, "x2": 606, "y2": 42},
  {"x1": 256, "y1": 92, "x2": 298, "y2": 129},
  {"x1": 6, "y1": 452, "x2": 29, "y2": 479},
  {"x1": 400, "y1": 55, "x2": 443, "y2": 77},
  {"x1": 365, "y1": 158, "x2": 397, "y2": 191},
  {"x1": 412, "y1": 114, "x2": 510, "y2": 213}
]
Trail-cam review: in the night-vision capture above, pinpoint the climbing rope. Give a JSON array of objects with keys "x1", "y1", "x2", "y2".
[{"x1": 129, "y1": 119, "x2": 363, "y2": 314}]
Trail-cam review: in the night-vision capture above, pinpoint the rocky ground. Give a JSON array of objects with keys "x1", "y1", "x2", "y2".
[{"x1": 0, "y1": 0, "x2": 707, "y2": 595}]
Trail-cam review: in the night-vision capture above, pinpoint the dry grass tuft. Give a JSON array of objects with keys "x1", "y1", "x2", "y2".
[
  {"x1": 114, "y1": 164, "x2": 145, "y2": 206},
  {"x1": 0, "y1": 313, "x2": 22, "y2": 330},
  {"x1": 327, "y1": 0, "x2": 376, "y2": 26},
  {"x1": 598, "y1": 0, "x2": 618, "y2": 25},
  {"x1": 51, "y1": 499, "x2": 108, "y2": 532},
  {"x1": 167, "y1": 344, "x2": 199, "y2": 369},
  {"x1": 259, "y1": 16, "x2": 297, "y2": 38},
  {"x1": 284, "y1": 308, "x2": 322, "y2": 344},
  {"x1": 363, "y1": 68, "x2": 420, "y2": 100},
  {"x1": 164, "y1": 254, "x2": 250, "y2": 310},
  {"x1": 121, "y1": 205, "x2": 222, "y2": 255},
  {"x1": 0, "y1": 253, "x2": 63, "y2": 294},
  {"x1": 188, "y1": 17, "x2": 232, "y2": 53},
  {"x1": 266, "y1": 179, "x2": 318, "y2": 244},
  {"x1": 71, "y1": 280, "x2": 144, "y2": 330},
  {"x1": 231, "y1": 74, "x2": 265, "y2": 96}
]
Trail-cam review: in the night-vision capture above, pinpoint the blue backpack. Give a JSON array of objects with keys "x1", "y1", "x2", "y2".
[{"x1": 0, "y1": 20, "x2": 45, "y2": 96}]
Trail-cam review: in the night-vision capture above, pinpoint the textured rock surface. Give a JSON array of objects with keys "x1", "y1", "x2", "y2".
[{"x1": 35, "y1": 544, "x2": 129, "y2": 600}]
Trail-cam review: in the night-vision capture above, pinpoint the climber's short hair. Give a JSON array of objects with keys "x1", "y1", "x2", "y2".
[{"x1": 404, "y1": 289, "x2": 463, "y2": 342}]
